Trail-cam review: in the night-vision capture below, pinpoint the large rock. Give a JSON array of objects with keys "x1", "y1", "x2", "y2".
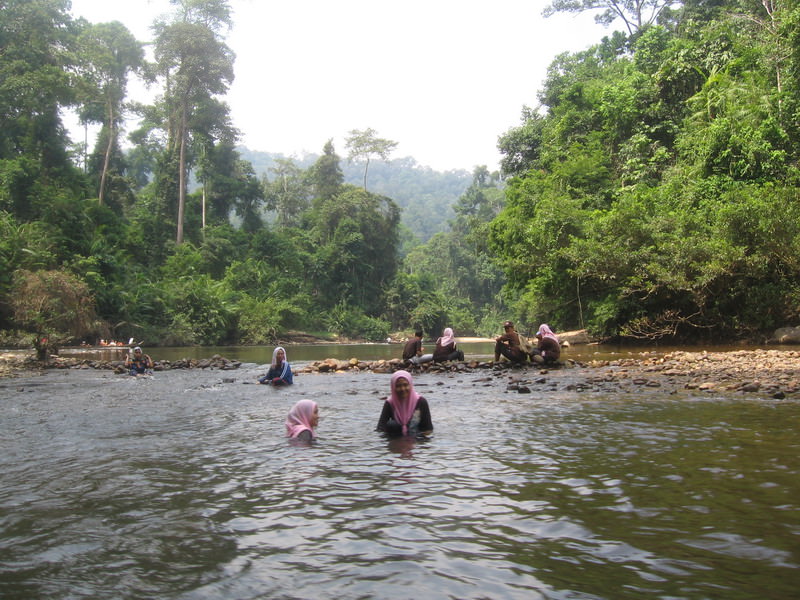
[
  {"x1": 557, "y1": 329, "x2": 592, "y2": 345},
  {"x1": 773, "y1": 326, "x2": 800, "y2": 344}
]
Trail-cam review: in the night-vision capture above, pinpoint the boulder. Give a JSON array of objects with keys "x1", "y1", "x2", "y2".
[
  {"x1": 557, "y1": 329, "x2": 592, "y2": 345},
  {"x1": 773, "y1": 326, "x2": 800, "y2": 344}
]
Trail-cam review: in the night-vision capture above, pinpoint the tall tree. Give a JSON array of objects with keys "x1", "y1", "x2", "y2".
[
  {"x1": 264, "y1": 158, "x2": 311, "y2": 227},
  {"x1": 345, "y1": 128, "x2": 398, "y2": 191},
  {"x1": 75, "y1": 21, "x2": 143, "y2": 206},
  {"x1": 310, "y1": 139, "x2": 344, "y2": 201},
  {"x1": 543, "y1": 0, "x2": 678, "y2": 35},
  {"x1": 0, "y1": 0, "x2": 82, "y2": 220},
  {"x1": 152, "y1": 0, "x2": 235, "y2": 245}
]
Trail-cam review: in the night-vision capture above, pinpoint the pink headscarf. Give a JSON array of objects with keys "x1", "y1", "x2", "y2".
[
  {"x1": 285, "y1": 399, "x2": 317, "y2": 438},
  {"x1": 388, "y1": 370, "x2": 421, "y2": 436},
  {"x1": 437, "y1": 327, "x2": 455, "y2": 348},
  {"x1": 537, "y1": 324, "x2": 559, "y2": 341}
]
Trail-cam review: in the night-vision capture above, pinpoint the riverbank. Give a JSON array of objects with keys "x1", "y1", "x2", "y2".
[{"x1": 2, "y1": 348, "x2": 799, "y2": 399}]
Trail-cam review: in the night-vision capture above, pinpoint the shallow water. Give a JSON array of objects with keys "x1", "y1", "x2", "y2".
[
  {"x1": 1, "y1": 365, "x2": 798, "y2": 599},
  {"x1": 55, "y1": 341, "x2": 761, "y2": 366}
]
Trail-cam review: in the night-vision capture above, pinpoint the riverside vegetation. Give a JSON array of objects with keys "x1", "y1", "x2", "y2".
[{"x1": 1, "y1": 0, "x2": 799, "y2": 353}]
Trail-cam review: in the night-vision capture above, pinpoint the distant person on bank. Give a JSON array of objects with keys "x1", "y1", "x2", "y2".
[
  {"x1": 259, "y1": 346, "x2": 293, "y2": 385},
  {"x1": 126, "y1": 346, "x2": 154, "y2": 375},
  {"x1": 286, "y1": 399, "x2": 319, "y2": 442},
  {"x1": 376, "y1": 370, "x2": 433, "y2": 438},
  {"x1": 494, "y1": 320, "x2": 528, "y2": 364},
  {"x1": 402, "y1": 330, "x2": 433, "y2": 366},
  {"x1": 432, "y1": 327, "x2": 465, "y2": 362},
  {"x1": 531, "y1": 324, "x2": 561, "y2": 365}
]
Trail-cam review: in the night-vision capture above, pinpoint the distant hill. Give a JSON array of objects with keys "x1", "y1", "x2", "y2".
[{"x1": 238, "y1": 147, "x2": 472, "y2": 241}]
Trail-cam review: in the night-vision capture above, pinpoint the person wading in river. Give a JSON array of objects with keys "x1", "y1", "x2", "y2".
[
  {"x1": 376, "y1": 370, "x2": 433, "y2": 437},
  {"x1": 259, "y1": 346, "x2": 293, "y2": 385}
]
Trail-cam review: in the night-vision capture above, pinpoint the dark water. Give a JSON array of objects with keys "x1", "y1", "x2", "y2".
[{"x1": 1, "y1": 361, "x2": 798, "y2": 599}]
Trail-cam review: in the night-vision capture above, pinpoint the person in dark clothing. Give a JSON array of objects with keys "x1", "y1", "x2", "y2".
[
  {"x1": 531, "y1": 324, "x2": 561, "y2": 365},
  {"x1": 259, "y1": 346, "x2": 293, "y2": 385},
  {"x1": 126, "y1": 346, "x2": 154, "y2": 375},
  {"x1": 432, "y1": 327, "x2": 464, "y2": 362},
  {"x1": 376, "y1": 370, "x2": 433, "y2": 438},
  {"x1": 402, "y1": 330, "x2": 433, "y2": 366},
  {"x1": 494, "y1": 321, "x2": 528, "y2": 363}
]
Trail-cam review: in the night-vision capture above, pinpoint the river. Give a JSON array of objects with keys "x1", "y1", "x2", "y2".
[{"x1": 1, "y1": 345, "x2": 798, "y2": 599}]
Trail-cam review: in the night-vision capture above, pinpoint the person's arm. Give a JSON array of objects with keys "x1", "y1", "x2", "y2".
[
  {"x1": 417, "y1": 397, "x2": 433, "y2": 435},
  {"x1": 277, "y1": 363, "x2": 293, "y2": 385},
  {"x1": 145, "y1": 354, "x2": 154, "y2": 368},
  {"x1": 259, "y1": 366, "x2": 277, "y2": 384},
  {"x1": 376, "y1": 401, "x2": 393, "y2": 432}
]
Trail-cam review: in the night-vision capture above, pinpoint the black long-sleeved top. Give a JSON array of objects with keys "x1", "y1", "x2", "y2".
[{"x1": 376, "y1": 397, "x2": 433, "y2": 437}]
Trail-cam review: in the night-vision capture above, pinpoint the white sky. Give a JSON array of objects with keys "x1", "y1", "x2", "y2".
[{"x1": 67, "y1": 0, "x2": 605, "y2": 172}]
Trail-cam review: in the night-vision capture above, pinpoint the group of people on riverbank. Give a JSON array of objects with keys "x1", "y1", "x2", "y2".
[
  {"x1": 495, "y1": 321, "x2": 561, "y2": 365},
  {"x1": 403, "y1": 321, "x2": 561, "y2": 368},
  {"x1": 402, "y1": 327, "x2": 465, "y2": 366}
]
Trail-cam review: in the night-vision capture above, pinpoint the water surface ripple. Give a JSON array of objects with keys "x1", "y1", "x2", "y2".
[{"x1": 0, "y1": 366, "x2": 798, "y2": 599}]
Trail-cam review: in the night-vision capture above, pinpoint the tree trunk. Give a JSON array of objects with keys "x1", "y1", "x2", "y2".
[
  {"x1": 99, "y1": 104, "x2": 115, "y2": 205},
  {"x1": 177, "y1": 109, "x2": 187, "y2": 245}
]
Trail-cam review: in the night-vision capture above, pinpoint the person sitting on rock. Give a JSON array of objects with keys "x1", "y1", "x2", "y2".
[
  {"x1": 126, "y1": 346, "x2": 154, "y2": 375},
  {"x1": 402, "y1": 330, "x2": 433, "y2": 366},
  {"x1": 432, "y1": 327, "x2": 465, "y2": 362},
  {"x1": 494, "y1": 321, "x2": 528, "y2": 364},
  {"x1": 530, "y1": 324, "x2": 561, "y2": 365},
  {"x1": 259, "y1": 346, "x2": 293, "y2": 385}
]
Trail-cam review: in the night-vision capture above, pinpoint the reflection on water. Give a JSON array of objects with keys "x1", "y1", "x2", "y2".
[{"x1": 0, "y1": 367, "x2": 798, "y2": 599}]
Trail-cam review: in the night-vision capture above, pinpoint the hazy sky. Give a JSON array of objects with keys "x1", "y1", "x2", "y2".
[{"x1": 67, "y1": 0, "x2": 604, "y2": 172}]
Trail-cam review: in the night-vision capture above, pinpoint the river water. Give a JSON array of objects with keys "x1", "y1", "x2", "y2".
[{"x1": 1, "y1": 347, "x2": 798, "y2": 599}]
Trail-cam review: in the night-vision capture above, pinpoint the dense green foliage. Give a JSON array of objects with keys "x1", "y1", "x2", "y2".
[
  {"x1": 493, "y1": 0, "x2": 800, "y2": 340},
  {"x1": 0, "y1": 0, "x2": 499, "y2": 347},
  {"x1": 239, "y1": 148, "x2": 471, "y2": 242},
  {"x1": 3, "y1": 0, "x2": 796, "y2": 348}
]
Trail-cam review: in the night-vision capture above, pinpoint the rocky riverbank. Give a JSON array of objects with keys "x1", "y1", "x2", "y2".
[
  {"x1": 0, "y1": 353, "x2": 242, "y2": 377},
  {"x1": 2, "y1": 348, "x2": 799, "y2": 399},
  {"x1": 296, "y1": 349, "x2": 800, "y2": 399}
]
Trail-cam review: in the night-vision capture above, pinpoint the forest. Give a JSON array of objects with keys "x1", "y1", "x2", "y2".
[{"x1": 1, "y1": 0, "x2": 799, "y2": 351}]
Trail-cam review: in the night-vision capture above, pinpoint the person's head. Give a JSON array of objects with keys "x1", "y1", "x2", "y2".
[
  {"x1": 285, "y1": 399, "x2": 319, "y2": 438},
  {"x1": 503, "y1": 320, "x2": 515, "y2": 332},
  {"x1": 390, "y1": 369, "x2": 418, "y2": 404},
  {"x1": 272, "y1": 346, "x2": 286, "y2": 366},
  {"x1": 133, "y1": 346, "x2": 143, "y2": 355},
  {"x1": 415, "y1": 330, "x2": 423, "y2": 339},
  {"x1": 537, "y1": 324, "x2": 556, "y2": 339},
  {"x1": 394, "y1": 375, "x2": 411, "y2": 400}
]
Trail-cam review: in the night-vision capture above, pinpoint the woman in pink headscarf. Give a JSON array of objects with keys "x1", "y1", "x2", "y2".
[
  {"x1": 432, "y1": 327, "x2": 465, "y2": 362},
  {"x1": 285, "y1": 399, "x2": 319, "y2": 442},
  {"x1": 376, "y1": 370, "x2": 433, "y2": 437},
  {"x1": 532, "y1": 324, "x2": 561, "y2": 364}
]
